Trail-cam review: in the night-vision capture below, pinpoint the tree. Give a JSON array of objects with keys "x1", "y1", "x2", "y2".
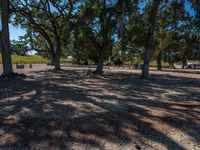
[
  {"x1": 141, "y1": 0, "x2": 161, "y2": 79},
  {"x1": 11, "y1": 39, "x2": 29, "y2": 55},
  {"x1": 11, "y1": 0, "x2": 77, "y2": 70},
  {"x1": 153, "y1": 1, "x2": 199, "y2": 70},
  {"x1": 78, "y1": 0, "x2": 116, "y2": 74},
  {"x1": 69, "y1": 18, "x2": 98, "y2": 65},
  {"x1": 0, "y1": 0, "x2": 14, "y2": 76}
]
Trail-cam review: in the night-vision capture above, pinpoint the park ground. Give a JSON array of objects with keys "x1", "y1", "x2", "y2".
[{"x1": 0, "y1": 64, "x2": 200, "y2": 150}]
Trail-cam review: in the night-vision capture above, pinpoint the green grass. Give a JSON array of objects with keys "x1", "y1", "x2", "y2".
[
  {"x1": 0, "y1": 55, "x2": 169, "y2": 68},
  {"x1": 60, "y1": 57, "x2": 74, "y2": 63},
  {"x1": 0, "y1": 55, "x2": 75, "y2": 64},
  {"x1": 150, "y1": 60, "x2": 169, "y2": 68},
  {"x1": 124, "y1": 59, "x2": 169, "y2": 68},
  {"x1": 0, "y1": 55, "x2": 48, "y2": 64}
]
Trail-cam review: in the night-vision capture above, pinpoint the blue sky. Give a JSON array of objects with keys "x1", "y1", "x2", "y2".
[{"x1": 9, "y1": 25, "x2": 26, "y2": 41}]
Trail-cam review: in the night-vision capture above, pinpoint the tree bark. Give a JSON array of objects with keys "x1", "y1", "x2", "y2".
[
  {"x1": 47, "y1": 38, "x2": 56, "y2": 66},
  {"x1": 1, "y1": 0, "x2": 14, "y2": 76},
  {"x1": 181, "y1": 58, "x2": 186, "y2": 69},
  {"x1": 169, "y1": 63, "x2": 176, "y2": 69},
  {"x1": 75, "y1": 48, "x2": 81, "y2": 65},
  {"x1": 33, "y1": 26, "x2": 56, "y2": 66},
  {"x1": 54, "y1": 40, "x2": 61, "y2": 70},
  {"x1": 49, "y1": 52, "x2": 56, "y2": 65},
  {"x1": 157, "y1": 50, "x2": 162, "y2": 70},
  {"x1": 141, "y1": 0, "x2": 160, "y2": 79},
  {"x1": 54, "y1": 52, "x2": 60, "y2": 70},
  {"x1": 93, "y1": 0, "x2": 107, "y2": 75},
  {"x1": 94, "y1": 48, "x2": 104, "y2": 74}
]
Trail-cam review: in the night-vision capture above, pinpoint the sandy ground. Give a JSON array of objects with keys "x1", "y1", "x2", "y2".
[{"x1": 0, "y1": 64, "x2": 200, "y2": 150}]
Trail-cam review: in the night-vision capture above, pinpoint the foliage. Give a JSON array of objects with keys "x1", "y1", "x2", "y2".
[{"x1": 11, "y1": 40, "x2": 30, "y2": 55}]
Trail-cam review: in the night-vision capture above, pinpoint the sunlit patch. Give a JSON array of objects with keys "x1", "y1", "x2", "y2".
[
  {"x1": 43, "y1": 104, "x2": 53, "y2": 113},
  {"x1": 49, "y1": 130, "x2": 65, "y2": 138},
  {"x1": 54, "y1": 100, "x2": 106, "y2": 117},
  {"x1": 30, "y1": 140, "x2": 50, "y2": 150},
  {"x1": 170, "y1": 105, "x2": 187, "y2": 110},
  {"x1": 4, "y1": 115, "x2": 20, "y2": 123},
  {"x1": 20, "y1": 107, "x2": 33, "y2": 114},
  {"x1": 150, "y1": 119, "x2": 197, "y2": 150},
  {"x1": 149, "y1": 108, "x2": 168, "y2": 117},
  {"x1": 22, "y1": 90, "x2": 37, "y2": 99},
  {"x1": 0, "y1": 132, "x2": 17, "y2": 146}
]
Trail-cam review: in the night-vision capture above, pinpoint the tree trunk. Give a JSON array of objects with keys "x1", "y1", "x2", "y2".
[
  {"x1": 49, "y1": 48, "x2": 56, "y2": 65},
  {"x1": 169, "y1": 62, "x2": 176, "y2": 69},
  {"x1": 33, "y1": 26, "x2": 56, "y2": 66},
  {"x1": 157, "y1": 50, "x2": 162, "y2": 70},
  {"x1": 54, "y1": 40, "x2": 61, "y2": 70},
  {"x1": 181, "y1": 61, "x2": 185, "y2": 69},
  {"x1": 182, "y1": 59, "x2": 186, "y2": 69},
  {"x1": 48, "y1": 42, "x2": 56, "y2": 66},
  {"x1": 75, "y1": 49, "x2": 81, "y2": 64},
  {"x1": 49, "y1": 53, "x2": 56, "y2": 65},
  {"x1": 1, "y1": 0, "x2": 14, "y2": 76},
  {"x1": 141, "y1": 0, "x2": 160, "y2": 79},
  {"x1": 54, "y1": 52, "x2": 60, "y2": 70},
  {"x1": 94, "y1": 48, "x2": 104, "y2": 75}
]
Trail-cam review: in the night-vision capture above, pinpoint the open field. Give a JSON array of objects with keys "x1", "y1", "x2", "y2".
[
  {"x1": 0, "y1": 55, "x2": 74, "y2": 64},
  {"x1": 0, "y1": 64, "x2": 200, "y2": 150},
  {"x1": 0, "y1": 55, "x2": 48, "y2": 64}
]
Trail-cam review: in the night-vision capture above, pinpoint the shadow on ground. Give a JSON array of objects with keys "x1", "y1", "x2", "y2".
[{"x1": 0, "y1": 68, "x2": 200, "y2": 149}]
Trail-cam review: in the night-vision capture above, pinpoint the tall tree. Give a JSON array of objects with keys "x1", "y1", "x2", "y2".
[
  {"x1": 79, "y1": 0, "x2": 116, "y2": 74},
  {"x1": 141, "y1": 0, "x2": 161, "y2": 79},
  {"x1": 0, "y1": 0, "x2": 14, "y2": 76},
  {"x1": 12, "y1": 0, "x2": 77, "y2": 70}
]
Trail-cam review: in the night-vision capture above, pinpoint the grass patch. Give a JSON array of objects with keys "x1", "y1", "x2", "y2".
[
  {"x1": 123, "y1": 60, "x2": 169, "y2": 68},
  {"x1": 150, "y1": 60, "x2": 169, "y2": 68},
  {"x1": 60, "y1": 57, "x2": 74, "y2": 63},
  {"x1": 0, "y1": 55, "x2": 74, "y2": 64},
  {"x1": 0, "y1": 55, "x2": 48, "y2": 64}
]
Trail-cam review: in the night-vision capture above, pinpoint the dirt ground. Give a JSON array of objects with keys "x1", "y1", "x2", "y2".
[{"x1": 0, "y1": 64, "x2": 200, "y2": 150}]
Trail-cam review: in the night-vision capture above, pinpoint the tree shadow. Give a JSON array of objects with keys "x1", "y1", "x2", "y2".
[{"x1": 0, "y1": 68, "x2": 199, "y2": 149}]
